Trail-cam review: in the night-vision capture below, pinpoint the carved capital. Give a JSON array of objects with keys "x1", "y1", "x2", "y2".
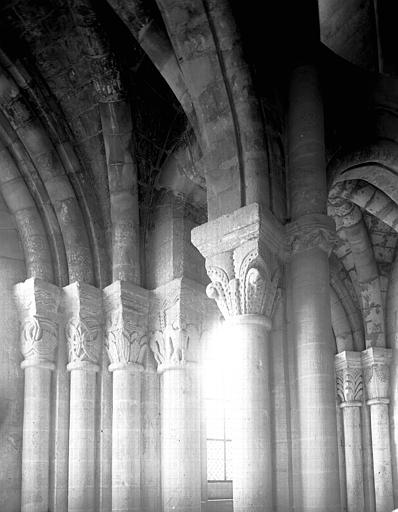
[
  {"x1": 14, "y1": 278, "x2": 61, "y2": 369},
  {"x1": 286, "y1": 214, "x2": 338, "y2": 256},
  {"x1": 205, "y1": 247, "x2": 280, "y2": 319},
  {"x1": 191, "y1": 203, "x2": 283, "y2": 320},
  {"x1": 63, "y1": 282, "x2": 102, "y2": 371},
  {"x1": 361, "y1": 347, "x2": 392, "y2": 403},
  {"x1": 335, "y1": 351, "x2": 363, "y2": 406},
  {"x1": 103, "y1": 280, "x2": 149, "y2": 371},
  {"x1": 191, "y1": 203, "x2": 285, "y2": 260},
  {"x1": 150, "y1": 322, "x2": 197, "y2": 373},
  {"x1": 149, "y1": 278, "x2": 203, "y2": 373}
]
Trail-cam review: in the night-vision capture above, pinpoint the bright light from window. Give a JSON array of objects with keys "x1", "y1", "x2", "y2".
[
  {"x1": 202, "y1": 320, "x2": 234, "y2": 482},
  {"x1": 202, "y1": 321, "x2": 232, "y2": 399}
]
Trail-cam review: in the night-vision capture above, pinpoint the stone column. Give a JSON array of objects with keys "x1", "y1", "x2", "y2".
[
  {"x1": 287, "y1": 63, "x2": 341, "y2": 512},
  {"x1": 192, "y1": 203, "x2": 283, "y2": 512},
  {"x1": 224, "y1": 313, "x2": 272, "y2": 512},
  {"x1": 149, "y1": 278, "x2": 203, "y2": 512},
  {"x1": 141, "y1": 351, "x2": 161, "y2": 512},
  {"x1": 336, "y1": 398, "x2": 347, "y2": 511},
  {"x1": 103, "y1": 281, "x2": 149, "y2": 512},
  {"x1": 14, "y1": 278, "x2": 61, "y2": 512},
  {"x1": 361, "y1": 347, "x2": 393, "y2": 512},
  {"x1": 63, "y1": 282, "x2": 102, "y2": 512},
  {"x1": 335, "y1": 351, "x2": 365, "y2": 512}
]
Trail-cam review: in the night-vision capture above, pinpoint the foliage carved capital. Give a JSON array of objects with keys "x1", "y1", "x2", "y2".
[
  {"x1": 14, "y1": 278, "x2": 61, "y2": 369},
  {"x1": 335, "y1": 351, "x2": 363, "y2": 406},
  {"x1": 103, "y1": 281, "x2": 149, "y2": 371},
  {"x1": 205, "y1": 247, "x2": 280, "y2": 320},
  {"x1": 149, "y1": 320, "x2": 198, "y2": 373},
  {"x1": 191, "y1": 203, "x2": 283, "y2": 321},
  {"x1": 361, "y1": 347, "x2": 392, "y2": 403},
  {"x1": 149, "y1": 278, "x2": 203, "y2": 373},
  {"x1": 286, "y1": 214, "x2": 338, "y2": 256}
]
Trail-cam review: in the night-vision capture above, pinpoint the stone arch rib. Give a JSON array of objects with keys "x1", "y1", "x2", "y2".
[
  {"x1": 0, "y1": 141, "x2": 53, "y2": 282},
  {"x1": 0, "y1": 64, "x2": 95, "y2": 285}
]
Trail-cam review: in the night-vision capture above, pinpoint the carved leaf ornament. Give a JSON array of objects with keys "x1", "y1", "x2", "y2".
[
  {"x1": 150, "y1": 318, "x2": 197, "y2": 368},
  {"x1": 105, "y1": 310, "x2": 146, "y2": 365},
  {"x1": 206, "y1": 250, "x2": 280, "y2": 319},
  {"x1": 336, "y1": 368, "x2": 363, "y2": 403}
]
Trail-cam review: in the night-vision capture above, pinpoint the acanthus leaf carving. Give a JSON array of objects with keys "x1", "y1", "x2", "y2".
[
  {"x1": 336, "y1": 367, "x2": 363, "y2": 404},
  {"x1": 206, "y1": 249, "x2": 280, "y2": 319},
  {"x1": 150, "y1": 316, "x2": 199, "y2": 371},
  {"x1": 105, "y1": 309, "x2": 147, "y2": 367},
  {"x1": 206, "y1": 266, "x2": 232, "y2": 319}
]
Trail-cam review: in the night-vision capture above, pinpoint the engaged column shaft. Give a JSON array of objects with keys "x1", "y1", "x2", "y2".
[
  {"x1": 336, "y1": 351, "x2": 365, "y2": 512},
  {"x1": 104, "y1": 280, "x2": 149, "y2": 512},
  {"x1": 362, "y1": 347, "x2": 393, "y2": 512},
  {"x1": 14, "y1": 278, "x2": 61, "y2": 512},
  {"x1": 64, "y1": 282, "x2": 102, "y2": 512}
]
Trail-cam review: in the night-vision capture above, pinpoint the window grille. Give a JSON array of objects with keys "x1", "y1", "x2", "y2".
[{"x1": 206, "y1": 398, "x2": 232, "y2": 482}]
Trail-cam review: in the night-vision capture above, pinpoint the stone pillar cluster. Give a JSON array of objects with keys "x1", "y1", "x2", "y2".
[
  {"x1": 13, "y1": 275, "x2": 208, "y2": 512},
  {"x1": 11, "y1": 54, "x2": 396, "y2": 512},
  {"x1": 335, "y1": 349, "x2": 394, "y2": 512},
  {"x1": 12, "y1": 227, "x2": 397, "y2": 512},
  {"x1": 64, "y1": 282, "x2": 102, "y2": 512}
]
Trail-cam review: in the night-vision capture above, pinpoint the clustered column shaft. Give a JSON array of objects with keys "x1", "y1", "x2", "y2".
[
  {"x1": 63, "y1": 282, "x2": 102, "y2": 512},
  {"x1": 362, "y1": 347, "x2": 393, "y2": 512},
  {"x1": 149, "y1": 280, "x2": 203, "y2": 512},
  {"x1": 14, "y1": 278, "x2": 61, "y2": 512},
  {"x1": 103, "y1": 280, "x2": 149, "y2": 512},
  {"x1": 335, "y1": 351, "x2": 365, "y2": 512},
  {"x1": 110, "y1": 368, "x2": 142, "y2": 510},
  {"x1": 15, "y1": 276, "x2": 161, "y2": 512},
  {"x1": 141, "y1": 361, "x2": 161, "y2": 512},
  {"x1": 159, "y1": 362, "x2": 201, "y2": 512}
]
